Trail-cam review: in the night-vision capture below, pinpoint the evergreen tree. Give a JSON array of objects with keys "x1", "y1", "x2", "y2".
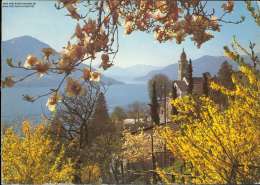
[
  {"x1": 111, "y1": 106, "x2": 127, "y2": 123},
  {"x1": 202, "y1": 73, "x2": 209, "y2": 96},
  {"x1": 187, "y1": 59, "x2": 193, "y2": 94},
  {"x1": 217, "y1": 61, "x2": 234, "y2": 89},
  {"x1": 211, "y1": 61, "x2": 234, "y2": 108},
  {"x1": 89, "y1": 92, "x2": 112, "y2": 141},
  {"x1": 149, "y1": 82, "x2": 160, "y2": 125},
  {"x1": 148, "y1": 74, "x2": 171, "y2": 101},
  {"x1": 171, "y1": 82, "x2": 178, "y2": 115}
]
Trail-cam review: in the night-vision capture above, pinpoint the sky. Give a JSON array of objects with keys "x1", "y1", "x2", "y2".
[{"x1": 2, "y1": 0, "x2": 260, "y2": 67}]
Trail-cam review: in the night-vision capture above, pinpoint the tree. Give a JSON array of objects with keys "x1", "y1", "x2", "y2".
[
  {"x1": 122, "y1": 130, "x2": 164, "y2": 183},
  {"x1": 157, "y1": 42, "x2": 260, "y2": 184},
  {"x1": 127, "y1": 101, "x2": 148, "y2": 125},
  {"x1": 111, "y1": 106, "x2": 127, "y2": 123},
  {"x1": 202, "y1": 72, "x2": 209, "y2": 96},
  {"x1": 84, "y1": 132, "x2": 121, "y2": 184},
  {"x1": 2, "y1": 1, "x2": 244, "y2": 111},
  {"x1": 148, "y1": 74, "x2": 171, "y2": 101},
  {"x1": 89, "y1": 92, "x2": 112, "y2": 141},
  {"x1": 87, "y1": 92, "x2": 119, "y2": 183},
  {"x1": 245, "y1": 0, "x2": 260, "y2": 26},
  {"x1": 210, "y1": 61, "x2": 234, "y2": 107},
  {"x1": 2, "y1": 121, "x2": 75, "y2": 184},
  {"x1": 187, "y1": 59, "x2": 193, "y2": 94},
  {"x1": 81, "y1": 163, "x2": 101, "y2": 184},
  {"x1": 150, "y1": 82, "x2": 160, "y2": 125},
  {"x1": 171, "y1": 82, "x2": 178, "y2": 115},
  {"x1": 48, "y1": 82, "x2": 102, "y2": 183},
  {"x1": 50, "y1": 86, "x2": 119, "y2": 183},
  {"x1": 217, "y1": 61, "x2": 234, "y2": 89}
]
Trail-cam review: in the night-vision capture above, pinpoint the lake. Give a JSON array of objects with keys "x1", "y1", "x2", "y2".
[{"x1": 1, "y1": 83, "x2": 149, "y2": 123}]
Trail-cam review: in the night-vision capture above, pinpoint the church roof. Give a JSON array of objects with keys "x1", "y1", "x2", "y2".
[
  {"x1": 180, "y1": 48, "x2": 187, "y2": 59},
  {"x1": 193, "y1": 77, "x2": 204, "y2": 83},
  {"x1": 174, "y1": 80, "x2": 188, "y2": 92}
]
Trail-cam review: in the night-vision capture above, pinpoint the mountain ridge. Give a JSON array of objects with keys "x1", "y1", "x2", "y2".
[
  {"x1": 1, "y1": 35, "x2": 124, "y2": 86},
  {"x1": 135, "y1": 55, "x2": 238, "y2": 81}
]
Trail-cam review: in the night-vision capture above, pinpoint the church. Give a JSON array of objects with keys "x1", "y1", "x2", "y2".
[
  {"x1": 173, "y1": 49, "x2": 209, "y2": 97},
  {"x1": 158, "y1": 49, "x2": 211, "y2": 124}
]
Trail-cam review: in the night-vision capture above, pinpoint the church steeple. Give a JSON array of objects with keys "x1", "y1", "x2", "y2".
[
  {"x1": 178, "y1": 48, "x2": 189, "y2": 80},
  {"x1": 180, "y1": 48, "x2": 186, "y2": 60}
]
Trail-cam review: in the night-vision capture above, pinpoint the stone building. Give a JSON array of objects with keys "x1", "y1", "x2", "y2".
[
  {"x1": 159, "y1": 49, "x2": 212, "y2": 123},
  {"x1": 174, "y1": 48, "x2": 208, "y2": 97}
]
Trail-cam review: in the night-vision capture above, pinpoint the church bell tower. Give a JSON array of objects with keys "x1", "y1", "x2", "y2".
[{"x1": 178, "y1": 48, "x2": 188, "y2": 80}]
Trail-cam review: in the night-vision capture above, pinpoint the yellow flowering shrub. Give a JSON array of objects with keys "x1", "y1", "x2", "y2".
[
  {"x1": 81, "y1": 163, "x2": 101, "y2": 184},
  {"x1": 157, "y1": 45, "x2": 260, "y2": 184},
  {"x1": 2, "y1": 120, "x2": 75, "y2": 184},
  {"x1": 122, "y1": 130, "x2": 164, "y2": 162}
]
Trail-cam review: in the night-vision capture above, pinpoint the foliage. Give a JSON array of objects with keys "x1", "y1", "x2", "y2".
[
  {"x1": 187, "y1": 59, "x2": 193, "y2": 94},
  {"x1": 245, "y1": 0, "x2": 260, "y2": 26},
  {"x1": 157, "y1": 43, "x2": 260, "y2": 184},
  {"x1": 148, "y1": 74, "x2": 171, "y2": 100},
  {"x1": 171, "y1": 82, "x2": 178, "y2": 115},
  {"x1": 2, "y1": 121, "x2": 75, "y2": 184},
  {"x1": 89, "y1": 92, "x2": 113, "y2": 142},
  {"x1": 150, "y1": 81, "x2": 160, "y2": 125},
  {"x1": 122, "y1": 130, "x2": 164, "y2": 163},
  {"x1": 210, "y1": 61, "x2": 234, "y2": 107},
  {"x1": 202, "y1": 72, "x2": 209, "y2": 96},
  {"x1": 1, "y1": 0, "x2": 244, "y2": 109},
  {"x1": 127, "y1": 101, "x2": 149, "y2": 124},
  {"x1": 111, "y1": 106, "x2": 127, "y2": 123},
  {"x1": 217, "y1": 61, "x2": 234, "y2": 89},
  {"x1": 49, "y1": 88, "x2": 118, "y2": 183},
  {"x1": 81, "y1": 163, "x2": 101, "y2": 184},
  {"x1": 84, "y1": 132, "x2": 121, "y2": 183}
]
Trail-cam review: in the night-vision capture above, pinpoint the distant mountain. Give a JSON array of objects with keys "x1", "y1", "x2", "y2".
[
  {"x1": 135, "y1": 55, "x2": 239, "y2": 81},
  {"x1": 103, "y1": 64, "x2": 162, "y2": 82},
  {"x1": 1, "y1": 36, "x2": 123, "y2": 86}
]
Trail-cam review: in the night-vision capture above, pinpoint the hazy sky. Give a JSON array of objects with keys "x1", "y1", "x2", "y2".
[{"x1": 2, "y1": 1, "x2": 260, "y2": 67}]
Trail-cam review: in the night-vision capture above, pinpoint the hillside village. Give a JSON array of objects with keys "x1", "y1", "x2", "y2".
[
  {"x1": 123, "y1": 49, "x2": 215, "y2": 130},
  {"x1": 118, "y1": 48, "x2": 247, "y2": 182},
  {"x1": 2, "y1": 0, "x2": 260, "y2": 184}
]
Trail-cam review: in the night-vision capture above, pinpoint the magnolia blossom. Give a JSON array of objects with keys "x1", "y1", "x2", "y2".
[
  {"x1": 42, "y1": 48, "x2": 55, "y2": 60},
  {"x1": 154, "y1": 29, "x2": 164, "y2": 42},
  {"x1": 58, "y1": 57, "x2": 74, "y2": 74},
  {"x1": 64, "y1": 43, "x2": 86, "y2": 61},
  {"x1": 66, "y1": 4, "x2": 81, "y2": 20},
  {"x1": 101, "y1": 53, "x2": 109, "y2": 62},
  {"x1": 210, "y1": 16, "x2": 220, "y2": 31},
  {"x1": 83, "y1": 19, "x2": 96, "y2": 34},
  {"x1": 72, "y1": 23, "x2": 84, "y2": 39},
  {"x1": 34, "y1": 62, "x2": 50, "y2": 77},
  {"x1": 82, "y1": 67, "x2": 91, "y2": 81},
  {"x1": 90, "y1": 71, "x2": 101, "y2": 82},
  {"x1": 222, "y1": 0, "x2": 234, "y2": 13},
  {"x1": 66, "y1": 77, "x2": 85, "y2": 97},
  {"x1": 24, "y1": 55, "x2": 38, "y2": 68},
  {"x1": 46, "y1": 93, "x2": 61, "y2": 112},
  {"x1": 2, "y1": 76, "x2": 15, "y2": 88},
  {"x1": 100, "y1": 54, "x2": 113, "y2": 70},
  {"x1": 124, "y1": 21, "x2": 134, "y2": 35}
]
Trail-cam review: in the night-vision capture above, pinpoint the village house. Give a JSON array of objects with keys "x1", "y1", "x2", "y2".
[{"x1": 158, "y1": 49, "x2": 213, "y2": 124}]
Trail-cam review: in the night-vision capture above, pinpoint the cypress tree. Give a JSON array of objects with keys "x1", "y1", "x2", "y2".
[
  {"x1": 203, "y1": 73, "x2": 209, "y2": 96},
  {"x1": 89, "y1": 92, "x2": 112, "y2": 141},
  {"x1": 171, "y1": 82, "x2": 178, "y2": 115},
  {"x1": 218, "y1": 61, "x2": 234, "y2": 89},
  {"x1": 150, "y1": 81, "x2": 160, "y2": 125},
  {"x1": 187, "y1": 59, "x2": 193, "y2": 94}
]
